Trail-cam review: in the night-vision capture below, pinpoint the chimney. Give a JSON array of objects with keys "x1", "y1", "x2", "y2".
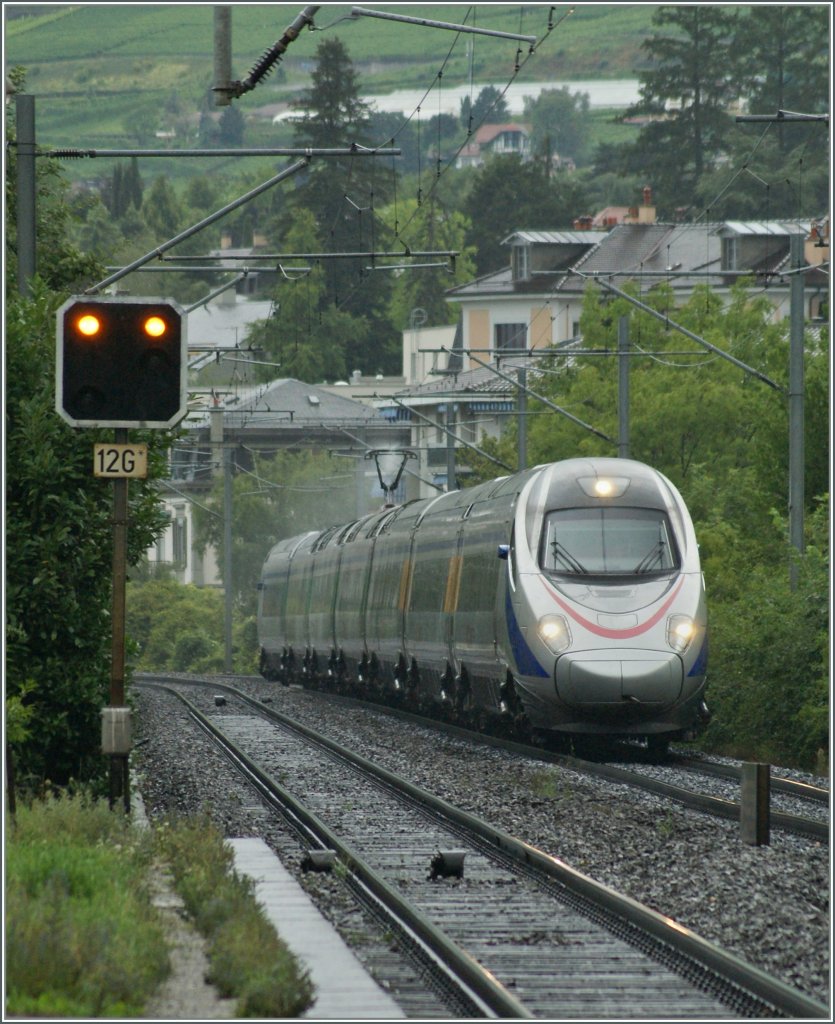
[
  {"x1": 573, "y1": 215, "x2": 593, "y2": 231},
  {"x1": 637, "y1": 184, "x2": 656, "y2": 225},
  {"x1": 805, "y1": 217, "x2": 829, "y2": 266}
]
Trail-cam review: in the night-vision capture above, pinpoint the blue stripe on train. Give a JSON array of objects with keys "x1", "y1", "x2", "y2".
[
  {"x1": 688, "y1": 633, "x2": 708, "y2": 677},
  {"x1": 505, "y1": 588, "x2": 549, "y2": 678}
]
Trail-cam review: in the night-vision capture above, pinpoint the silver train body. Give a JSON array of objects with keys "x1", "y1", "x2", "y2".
[{"x1": 257, "y1": 458, "x2": 710, "y2": 743}]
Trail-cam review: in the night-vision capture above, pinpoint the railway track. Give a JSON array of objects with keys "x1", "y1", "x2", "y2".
[
  {"x1": 136, "y1": 677, "x2": 828, "y2": 1019},
  {"x1": 305, "y1": 684, "x2": 829, "y2": 840},
  {"x1": 177, "y1": 674, "x2": 827, "y2": 841}
]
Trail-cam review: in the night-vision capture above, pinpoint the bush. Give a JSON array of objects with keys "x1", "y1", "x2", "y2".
[
  {"x1": 5, "y1": 792, "x2": 169, "y2": 1017},
  {"x1": 702, "y1": 532, "x2": 829, "y2": 770},
  {"x1": 155, "y1": 812, "x2": 315, "y2": 1017},
  {"x1": 126, "y1": 578, "x2": 259, "y2": 673}
]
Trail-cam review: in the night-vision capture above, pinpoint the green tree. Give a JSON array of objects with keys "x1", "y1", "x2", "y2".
[
  {"x1": 620, "y1": 5, "x2": 739, "y2": 212},
  {"x1": 5, "y1": 83, "x2": 177, "y2": 788},
  {"x1": 460, "y1": 86, "x2": 510, "y2": 132},
  {"x1": 287, "y1": 37, "x2": 396, "y2": 369},
  {"x1": 383, "y1": 193, "x2": 477, "y2": 330},
  {"x1": 126, "y1": 579, "x2": 226, "y2": 672},
  {"x1": 191, "y1": 449, "x2": 358, "y2": 619},
  {"x1": 462, "y1": 156, "x2": 588, "y2": 274},
  {"x1": 245, "y1": 207, "x2": 369, "y2": 382},
  {"x1": 142, "y1": 175, "x2": 183, "y2": 240},
  {"x1": 523, "y1": 87, "x2": 593, "y2": 166},
  {"x1": 218, "y1": 104, "x2": 245, "y2": 146},
  {"x1": 735, "y1": 6, "x2": 830, "y2": 124}
]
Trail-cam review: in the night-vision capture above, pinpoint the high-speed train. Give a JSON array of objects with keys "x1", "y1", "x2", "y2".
[{"x1": 257, "y1": 457, "x2": 710, "y2": 750}]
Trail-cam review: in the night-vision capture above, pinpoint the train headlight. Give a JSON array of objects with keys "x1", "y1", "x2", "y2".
[
  {"x1": 578, "y1": 475, "x2": 630, "y2": 498},
  {"x1": 667, "y1": 614, "x2": 696, "y2": 653},
  {"x1": 537, "y1": 614, "x2": 572, "y2": 654}
]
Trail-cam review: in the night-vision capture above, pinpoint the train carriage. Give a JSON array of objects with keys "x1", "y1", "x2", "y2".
[{"x1": 257, "y1": 458, "x2": 710, "y2": 747}]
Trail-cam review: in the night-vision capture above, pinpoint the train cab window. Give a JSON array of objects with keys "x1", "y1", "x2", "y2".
[{"x1": 541, "y1": 507, "x2": 679, "y2": 577}]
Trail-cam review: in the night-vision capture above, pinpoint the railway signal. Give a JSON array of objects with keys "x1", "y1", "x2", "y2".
[{"x1": 56, "y1": 295, "x2": 187, "y2": 428}]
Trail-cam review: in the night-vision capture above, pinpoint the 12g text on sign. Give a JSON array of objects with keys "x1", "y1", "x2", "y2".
[{"x1": 93, "y1": 444, "x2": 148, "y2": 478}]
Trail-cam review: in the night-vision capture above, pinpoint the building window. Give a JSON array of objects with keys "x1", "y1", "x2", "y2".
[
  {"x1": 511, "y1": 244, "x2": 530, "y2": 281},
  {"x1": 173, "y1": 516, "x2": 188, "y2": 569},
  {"x1": 495, "y1": 323, "x2": 527, "y2": 351},
  {"x1": 721, "y1": 236, "x2": 738, "y2": 271}
]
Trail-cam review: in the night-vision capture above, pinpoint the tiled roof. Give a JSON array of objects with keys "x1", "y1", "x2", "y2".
[
  {"x1": 502, "y1": 230, "x2": 609, "y2": 246},
  {"x1": 475, "y1": 123, "x2": 530, "y2": 143},
  {"x1": 717, "y1": 220, "x2": 811, "y2": 237},
  {"x1": 388, "y1": 362, "x2": 517, "y2": 401},
  {"x1": 190, "y1": 378, "x2": 386, "y2": 431}
]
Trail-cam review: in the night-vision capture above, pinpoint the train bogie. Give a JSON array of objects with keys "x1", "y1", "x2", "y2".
[{"x1": 257, "y1": 458, "x2": 710, "y2": 746}]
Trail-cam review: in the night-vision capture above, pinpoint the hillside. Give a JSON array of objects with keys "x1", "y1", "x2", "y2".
[{"x1": 5, "y1": 3, "x2": 655, "y2": 168}]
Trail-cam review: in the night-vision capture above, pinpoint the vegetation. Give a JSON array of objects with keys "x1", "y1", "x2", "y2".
[
  {"x1": 617, "y1": 4, "x2": 830, "y2": 218},
  {"x1": 460, "y1": 280, "x2": 829, "y2": 771},
  {"x1": 5, "y1": 794, "x2": 316, "y2": 1018},
  {"x1": 4, "y1": 7, "x2": 829, "y2": 799},
  {"x1": 155, "y1": 812, "x2": 315, "y2": 1017},
  {"x1": 5, "y1": 793, "x2": 168, "y2": 1017},
  {"x1": 5, "y1": 78, "x2": 175, "y2": 793},
  {"x1": 4, "y1": 4, "x2": 656, "y2": 161},
  {"x1": 126, "y1": 577, "x2": 258, "y2": 675}
]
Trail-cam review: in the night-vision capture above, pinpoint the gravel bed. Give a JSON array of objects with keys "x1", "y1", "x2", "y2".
[
  {"x1": 605, "y1": 758, "x2": 831, "y2": 824},
  {"x1": 133, "y1": 677, "x2": 831, "y2": 1013}
]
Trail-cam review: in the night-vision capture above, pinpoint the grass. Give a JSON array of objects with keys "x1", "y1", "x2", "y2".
[
  {"x1": 153, "y1": 811, "x2": 315, "y2": 1017},
  {"x1": 5, "y1": 793, "x2": 315, "y2": 1019},
  {"x1": 5, "y1": 792, "x2": 168, "y2": 1017}
]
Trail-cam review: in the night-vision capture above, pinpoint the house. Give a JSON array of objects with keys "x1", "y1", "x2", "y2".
[
  {"x1": 455, "y1": 123, "x2": 531, "y2": 169},
  {"x1": 147, "y1": 379, "x2": 410, "y2": 584},
  {"x1": 444, "y1": 214, "x2": 825, "y2": 366},
  {"x1": 375, "y1": 358, "x2": 516, "y2": 496},
  {"x1": 147, "y1": 204, "x2": 828, "y2": 581}
]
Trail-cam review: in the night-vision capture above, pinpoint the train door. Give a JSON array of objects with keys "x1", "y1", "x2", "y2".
[
  {"x1": 333, "y1": 510, "x2": 388, "y2": 674},
  {"x1": 452, "y1": 491, "x2": 516, "y2": 706},
  {"x1": 405, "y1": 492, "x2": 466, "y2": 693},
  {"x1": 364, "y1": 503, "x2": 422, "y2": 680}
]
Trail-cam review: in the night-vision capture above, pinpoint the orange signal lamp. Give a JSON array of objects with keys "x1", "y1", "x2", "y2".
[
  {"x1": 77, "y1": 314, "x2": 101, "y2": 337},
  {"x1": 143, "y1": 315, "x2": 167, "y2": 338}
]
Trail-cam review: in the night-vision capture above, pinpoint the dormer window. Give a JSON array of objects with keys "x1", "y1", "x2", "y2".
[
  {"x1": 721, "y1": 236, "x2": 738, "y2": 271},
  {"x1": 512, "y1": 243, "x2": 531, "y2": 282}
]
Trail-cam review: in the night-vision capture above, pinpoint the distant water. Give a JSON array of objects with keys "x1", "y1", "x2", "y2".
[{"x1": 362, "y1": 80, "x2": 640, "y2": 115}]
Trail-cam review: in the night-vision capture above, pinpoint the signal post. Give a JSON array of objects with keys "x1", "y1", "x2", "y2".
[{"x1": 56, "y1": 296, "x2": 187, "y2": 810}]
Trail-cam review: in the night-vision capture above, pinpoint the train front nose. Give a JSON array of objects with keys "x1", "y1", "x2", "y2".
[{"x1": 555, "y1": 649, "x2": 683, "y2": 709}]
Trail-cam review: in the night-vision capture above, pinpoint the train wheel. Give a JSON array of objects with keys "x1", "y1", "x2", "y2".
[
  {"x1": 453, "y1": 667, "x2": 472, "y2": 716},
  {"x1": 646, "y1": 735, "x2": 670, "y2": 761},
  {"x1": 440, "y1": 663, "x2": 455, "y2": 708},
  {"x1": 258, "y1": 648, "x2": 273, "y2": 681}
]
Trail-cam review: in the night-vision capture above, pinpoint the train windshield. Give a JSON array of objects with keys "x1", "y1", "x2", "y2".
[{"x1": 541, "y1": 507, "x2": 679, "y2": 577}]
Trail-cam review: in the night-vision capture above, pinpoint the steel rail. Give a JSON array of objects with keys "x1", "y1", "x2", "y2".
[
  {"x1": 673, "y1": 755, "x2": 829, "y2": 805},
  {"x1": 140, "y1": 681, "x2": 532, "y2": 1019},
  {"x1": 137, "y1": 675, "x2": 830, "y2": 1019},
  {"x1": 282, "y1": 686, "x2": 830, "y2": 842}
]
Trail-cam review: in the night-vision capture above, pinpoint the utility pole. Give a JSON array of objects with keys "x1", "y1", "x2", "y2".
[
  {"x1": 618, "y1": 316, "x2": 630, "y2": 458},
  {"x1": 788, "y1": 234, "x2": 805, "y2": 587},
  {"x1": 445, "y1": 402, "x2": 457, "y2": 490},
  {"x1": 15, "y1": 94, "x2": 36, "y2": 296},
  {"x1": 213, "y1": 6, "x2": 233, "y2": 106},
  {"x1": 517, "y1": 365, "x2": 527, "y2": 470},
  {"x1": 211, "y1": 404, "x2": 234, "y2": 671}
]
